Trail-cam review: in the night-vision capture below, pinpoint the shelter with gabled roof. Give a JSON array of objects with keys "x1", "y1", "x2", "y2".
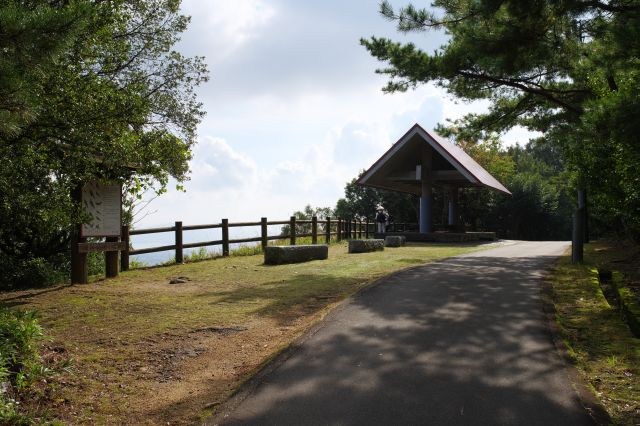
[{"x1": 357, "y1": 124, "x2": 510, "y2": 233}]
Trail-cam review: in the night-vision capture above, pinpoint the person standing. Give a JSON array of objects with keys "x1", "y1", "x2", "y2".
[{"x1": 376, "y1": 206, "x2": 387, "y2": 234}]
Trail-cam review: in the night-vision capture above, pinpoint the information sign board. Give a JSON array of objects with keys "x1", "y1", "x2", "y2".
[{"x1": 80, "y1": 181, "x2": 122, "y2": 237}]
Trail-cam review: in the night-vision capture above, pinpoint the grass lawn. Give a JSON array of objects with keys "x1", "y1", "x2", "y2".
[
  {"x1": 1, "y1": 241, "x2": 491, "y2": 425},
  {"x1": 548, "y1": 241, "x2": 640, "y2": 425}
]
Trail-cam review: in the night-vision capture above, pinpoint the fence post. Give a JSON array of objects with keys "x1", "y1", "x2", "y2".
[
  {"x1": 105, "y1": 236, "x2": 119, "y2": 278},
  {"x1": 222, "y1": 219, "x2": 229, "y2": 257},
  {"x1": 365, "y1": 218, "x2": 369, "y2": 238},
  {"x1": 121, "y1": 225, "x2": 130, "y2": 272},
  {"x1": 572, "y1": 208, "x2": 584, "y2": 264},
  {"x1": 352, "y1": 219, "x2": 356, "y2": 239},
  {"x1": 325, "y1": 217, "x2": 331, "y2": 244},
  {"x1": 358, "y1": 220, "x2": 362, "y2": 238},
  {"x1": 337, "y1": 218, "x2": 342, "y2": 242},
  {"x1": 261, "y1": 217, "x2": 268, "y2": 250},
  {"x1": 290, "y1": 216, "x2": 296, "y2": 245},
  {"x1": 312, "y1": 216, "x2": 318, "y2": 244},
  {"x1": 175, "y1": 221, "x2": 183, "y2": 264}
]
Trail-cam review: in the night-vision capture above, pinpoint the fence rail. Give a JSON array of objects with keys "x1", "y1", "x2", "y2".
[{"x1": 120, "y1": 216, "x2": 417, "y2": 271}]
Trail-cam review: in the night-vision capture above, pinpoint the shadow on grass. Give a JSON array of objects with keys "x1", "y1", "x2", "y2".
[
  {"x1": 0, "y1": 283, "x2": 74, "y2": 308},
  {"x1": 198, "y1": 272, "x2": 361, "y2": 323}
]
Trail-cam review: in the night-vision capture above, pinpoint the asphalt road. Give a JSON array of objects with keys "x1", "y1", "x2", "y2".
[{"x1": 212, "y1": 241, "x2": 594, "y2": 426}]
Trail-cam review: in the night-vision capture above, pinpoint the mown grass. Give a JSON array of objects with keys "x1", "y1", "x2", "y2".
[
  {"x1": 0, "y1": 241, "x2": 492, "y2": 424},
  {"x1": 548, "y1": 241, "x2": 640, "y2": 425}
]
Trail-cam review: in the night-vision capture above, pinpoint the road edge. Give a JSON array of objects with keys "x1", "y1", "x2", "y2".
[{"x1": 539, "y1": 262, "x2": 612, "y2": 426}]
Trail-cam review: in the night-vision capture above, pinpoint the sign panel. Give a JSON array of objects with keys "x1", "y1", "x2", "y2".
[{"x1": 80, "y1": 181, "x2": 122, "y2": 237}]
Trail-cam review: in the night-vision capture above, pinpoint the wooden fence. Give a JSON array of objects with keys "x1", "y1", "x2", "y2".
[{"x1": 120, "y1": 216, "x2": 417, "y2": 270}]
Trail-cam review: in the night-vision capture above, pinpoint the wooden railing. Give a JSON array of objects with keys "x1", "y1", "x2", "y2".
[{"x1": 120, "y1": 216, "x2": 416, "y2": 270}]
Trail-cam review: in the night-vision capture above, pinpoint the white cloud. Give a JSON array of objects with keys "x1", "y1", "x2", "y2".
[
  {"x1": 501, "y1": 126, "x2": 543, "y2": 147},
  {"x1": 186, "y1": 136, "x2": 258, "y2": 191},
  {"x1": 179, "y1": 0, "x2": 276, "y2": 59}
]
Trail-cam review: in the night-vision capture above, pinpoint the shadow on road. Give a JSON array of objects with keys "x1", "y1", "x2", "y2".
[{"x1": 215, "y1": 254, "x2": 593, "y2": 425}]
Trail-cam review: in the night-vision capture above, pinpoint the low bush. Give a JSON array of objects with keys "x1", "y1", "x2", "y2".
[
  {"x1": 0, "y1": 307, "x2": 68, "y2": 424},
  {"x1": 0, "y1": 256, "x2": 66, "y2": 290}
]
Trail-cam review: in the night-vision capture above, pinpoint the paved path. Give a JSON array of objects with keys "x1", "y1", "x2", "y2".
[{"x1": 214, "y1": 241, "x2": 593, "y2": 425}]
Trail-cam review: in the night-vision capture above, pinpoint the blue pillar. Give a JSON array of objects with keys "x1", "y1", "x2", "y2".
[{"x1": 420, "y1": 180, "x2": 432, "y2": 233}]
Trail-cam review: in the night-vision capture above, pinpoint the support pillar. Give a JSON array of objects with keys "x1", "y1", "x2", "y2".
[
  {"x1": 419, "y1": 182, "x2": 432, "y2": 233},
  {"x1": 419, "y1": 147, "x2": 433, "y2": 234}
]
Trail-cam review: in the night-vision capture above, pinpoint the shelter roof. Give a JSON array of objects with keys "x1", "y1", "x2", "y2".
[{"x1": 356, "y1": 124, "x2": 511, "y2": 195}]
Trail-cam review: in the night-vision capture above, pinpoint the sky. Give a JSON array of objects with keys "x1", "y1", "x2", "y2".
[{"x1": 136, "y1": 0, "x2": 535, "y2": 228}]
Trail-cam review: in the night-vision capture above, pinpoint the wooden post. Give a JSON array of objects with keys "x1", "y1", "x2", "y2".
[
  {"x1": 175, "y1": 221, "x2": 183, "y2": 264},
  {"x1": 290, "y1": 216, "x2": 296, "y2": 245},
  {"x1": 105, "y1": 236, "x2": 119, "y2": 278},
  {"x1": 352, "y1": 220, "x2": 356, "y2": 239},
  {"x1": 325, "y1": 217, "x2": 331, "y2": 244},
  {"x1": 365, "y1": 218, "x2": 369, "y2": 238},
  {"x1": 312, "y1": 216, "x2": 318, "y2": 244},
  {"x1": 358, "y1": 220, "x2": 362, "y2": 238},
  {"x1": 572, "y1": 208, "x2": 584, "y2": 264},
  {"x1": 222, "y1": 219, "x2": 229, "y2": 257},
  {"x1": 120, "y1": 225, "x2": 130, "y2": 271},
  {"x1": 261, "y1": 217, "x2": 268, "y2": 250},
  {"x1": 337, "y1": 218, "x2": 342, "y2": 242},
  {"x1": 70, "y1": 186, "x2": 88, "y2": 284}
]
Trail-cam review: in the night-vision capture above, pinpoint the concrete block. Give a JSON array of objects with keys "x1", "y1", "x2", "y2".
[
  {"x1": 264, "y1": 245, "x2": 328, "y2": 265},
  {"x1": 384, "y1": 235, "x2": 406, "y2": 247},
  {"x1": 348, "y1": 239, "x2": 384, "y2": 253}
]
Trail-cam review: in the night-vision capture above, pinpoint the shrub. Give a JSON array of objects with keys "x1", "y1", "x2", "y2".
[
  {"x1": 0, "y1": 308, "x2": 58, "y2": 424},
  {"x1": 0, "y1": 256, "x2": 66, "y2": 290}
]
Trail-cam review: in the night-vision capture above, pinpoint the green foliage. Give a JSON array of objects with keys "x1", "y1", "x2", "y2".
[
  {"x1": 280, "y1": 205, "x2": 336, "y2": 236},
  {"x1": 0, "y1": 1, "x2": 90, "y2": 137},
  {"x1": 0, "y1": 308, "x2": 55, "y2": 423},
  {"x1": 457, "y1": 136, "x2": 573, "y2": 239},
  {"x1": 362, "y1": 0, "x2": 640, "y2": 239},
  {"x1": 0, "y1": 256, "x2": 67, "y2": 290},
  {"x1": 0, "y1": 0, "x2": 208, "y2": 286}
]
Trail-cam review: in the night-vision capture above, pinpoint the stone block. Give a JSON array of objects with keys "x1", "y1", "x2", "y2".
[
  {"x1": 264, "y1": 245, "x2": 328, "y2": 265},
  {"x1": 348, "y1": 239, "x2": 384, "y2": 253},
  {"x1": 384, "y1": 235, "x2": 406, "y2": 247}
]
